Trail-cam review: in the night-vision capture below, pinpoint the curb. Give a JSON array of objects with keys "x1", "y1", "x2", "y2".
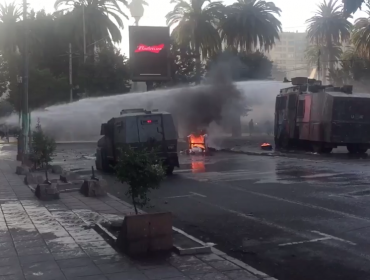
[
  {"x1": 22, "y1": 169, "x2": 276, "y2": 279},
  {"x1": 109, "y1": 194, "x2": 276, "y2": 279}
]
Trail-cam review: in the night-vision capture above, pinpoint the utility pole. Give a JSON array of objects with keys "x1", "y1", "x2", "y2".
[
  {"x1": 317, "y1": 48, "x2": 321, "y2": 81},
  {"x1": 82, "y1": 4, "x2": 86, "y2": 63},
  {"x1": 21, "y1": 0, "x2": 29, "y2": 164},
  {"x1": 69, "y1": 43, "x2": 73, "y2": 102}
]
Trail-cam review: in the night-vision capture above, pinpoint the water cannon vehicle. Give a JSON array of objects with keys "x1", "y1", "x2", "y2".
[
  {"x1": 274, "y1": 77, "x2": 370, "y2": 153},
  {"x1": 95, "y1": 109, "x2": 179, "y2": 175}
]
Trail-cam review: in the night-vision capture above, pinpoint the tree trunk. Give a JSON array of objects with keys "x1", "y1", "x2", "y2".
[
  {"x1": 132, "y1": 196, "x2": 138, "y2": 215},
  {"x1": 327, "y1": 40, "x2": 334, "y2": 84},
  {"x1": 194, "y1": 38, "x2": 201, "y2": 85}
]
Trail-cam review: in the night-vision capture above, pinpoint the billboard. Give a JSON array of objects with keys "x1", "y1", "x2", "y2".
[{"x1": 129, "y1": 26, "x2": 171, "y2": 82}]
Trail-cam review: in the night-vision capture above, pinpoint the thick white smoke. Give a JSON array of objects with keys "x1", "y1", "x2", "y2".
[{"x1": 3, "y1": 80, "x2": 286, "y2": 141}]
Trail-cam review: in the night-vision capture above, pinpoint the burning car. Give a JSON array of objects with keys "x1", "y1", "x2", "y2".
[{"x1": 186, "y1": 130, "x2": 209, "y2": 154}]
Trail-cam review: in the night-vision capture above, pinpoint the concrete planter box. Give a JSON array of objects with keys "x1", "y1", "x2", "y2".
[{"x1": 116, "y1": 212, "x2": 173, "y2": 256}]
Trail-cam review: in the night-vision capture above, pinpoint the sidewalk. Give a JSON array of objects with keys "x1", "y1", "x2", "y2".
[{"x1": 0, "y1": 158, "x2": 275, "y2": 280}]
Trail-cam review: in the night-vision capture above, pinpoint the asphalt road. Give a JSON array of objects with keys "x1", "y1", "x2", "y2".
[{"x1": 22, "y1": 141, "x2": 370, "y2": 280}]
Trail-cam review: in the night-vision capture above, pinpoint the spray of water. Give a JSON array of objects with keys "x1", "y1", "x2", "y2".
[{"x1": 3, "y1": 78, "x2": 286, "y2": 141}]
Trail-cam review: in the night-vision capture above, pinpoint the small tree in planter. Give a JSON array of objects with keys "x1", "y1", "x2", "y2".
[
  {"x1": 30, "y1": 120, "x2": 56, "y2": 183},
  {"x1": 115, "y1": 146, "x2": 173, "y2": 255},
  {"x1": 115, "y1": 146, "x2": 165, "y2": 214}
]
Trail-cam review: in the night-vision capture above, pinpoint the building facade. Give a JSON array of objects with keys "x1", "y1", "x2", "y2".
[{"x1": 266, "y1": 31, "x2": 310, "y2": 79}]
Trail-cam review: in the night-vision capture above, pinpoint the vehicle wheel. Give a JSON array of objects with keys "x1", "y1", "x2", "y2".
[
  {"x1": 347, "y1": 145, "x2": 357, "y2": 154},
  {"x1": 165, "y1": 165, "x2": 174, "y2": 176},
  {"x1": 100, "y1": 148, "x2": 110, "y2": 172},
  {"x1": 312, "y1": 144, "x2": 323, "y2": 153}
]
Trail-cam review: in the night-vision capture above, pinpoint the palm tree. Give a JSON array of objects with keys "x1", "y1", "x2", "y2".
[
  {"x1": 166, "y1": 0, "x2": 225, "y2": 84},
  {"x1": 219, "y1": 0, "x2": 282, "y2": 52},
  {"x1": 54, "y1": 0, "x2": 129, "y2": 54},
  {"x1": 0, "y1": 2, "x2": 22, "y2": 57},
  {"x1": 305, "y1": 44, "x2": 342, "y2": 80},
  {"x1": 352, "y1": 3, "x2": 370, "y2": 58},
  {"x1": 306, "y1": 0, "x2": 352, "y2": 81},
  {"x1": 343, "y1": 0, "x2": 365, "y2": 16}
]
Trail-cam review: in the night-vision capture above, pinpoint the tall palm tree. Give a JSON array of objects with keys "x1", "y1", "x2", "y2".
[
  {"x1": 0, "y1": 2, "x2": 22, "y2": 57},
  {"x1": 305, "y1": 44, "x2": 342, "y2": 80},
  {"x1": 219, "y1": 0, "x2": 282, "y2": 52},
  {"x1": 166, "y1": 0, "x2": 225, "y2": 84},
  {"x1": 306, "y1": 0, "x2": 352, "y2": 80},
  {"x1": 352, "y1": 3, "x2": 370, "y2": 58},
  {"x1": 54, "y1": 0, "x2": 129, "y2": 54},
  {"x1": 343, "y1": 0, "x2": 365, "y2": 16}
]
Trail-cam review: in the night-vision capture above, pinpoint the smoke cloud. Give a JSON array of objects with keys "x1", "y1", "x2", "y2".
[{"x1": 2, "y1": 62, "x2": 287, "y2": 141}]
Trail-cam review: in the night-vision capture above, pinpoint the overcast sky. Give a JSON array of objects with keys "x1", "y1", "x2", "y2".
[{"x1": 6, "y1": 0, "x2": 369, "y2": 55}]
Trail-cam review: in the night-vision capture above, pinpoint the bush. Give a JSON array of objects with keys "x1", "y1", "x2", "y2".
[
  {"x1": 115, "y1": 147, "x2": 165, "y2": 214},
  {"x1": 30, "y1": 121, "x2": 56, "y2": 179}
]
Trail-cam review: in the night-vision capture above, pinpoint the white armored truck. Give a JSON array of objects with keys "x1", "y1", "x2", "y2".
[{"x1": 95, "y1": 109, "x2": 180, "y2": 175}]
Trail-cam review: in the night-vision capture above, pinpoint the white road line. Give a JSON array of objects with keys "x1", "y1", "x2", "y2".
[
  {"x1": 189, "y1": 192, "x2": 207, "y2": 198},
  {"x1": 174, "y1": 169, "x2": 193, "y2": 173},
  {"x1": 215, "y1": 183, "x2": 370, "y2": 223},
  {"x1": 279, "y1": 237, "x2": 331, "y2": 247},
  {"x1": 164, "y1": 195, "x2": 193, "y2": 199},
  {"x1": 164, "y1": 192, "x2": 207, "y2": 199},
  {"x1": 311, "y1": 230, "x2": 357, "y2": 245},
  {"x1": 300, "y1": 173, "x2": 338, "y2": 179}
]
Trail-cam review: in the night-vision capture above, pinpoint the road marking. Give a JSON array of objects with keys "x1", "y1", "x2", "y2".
[
  {"x1": 174, "y1": 169, "x2": 193, "y2": 173},
  {"x1": 300, "y1": 173, "x2": 338, "y2": 179},
  {"x1": 189, "y1": 192, "x2": 207, "y2": 198},
  {"x1": 311, "y1": 230, "x2": 357, "y2": 245},
  {"x1": 278, "y1": 231, "x2": 356, "y2": 247},
  {"x1": 164, "y1": 192, "x2": 207, "y2": 199},
  {"x1": 212, "y1": 183, "x2": 370, "y2": 223},
  {"x1": 279, "y1": 237, "x2": 330, "y2": 247},
  {"x1": 164, "y1": 195, "x2": 193, "y2": 199}
]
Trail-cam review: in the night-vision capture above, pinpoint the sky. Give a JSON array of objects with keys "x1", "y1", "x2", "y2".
[{"x1": 7, "y1": 0, "x2": 369, "y2": 55}]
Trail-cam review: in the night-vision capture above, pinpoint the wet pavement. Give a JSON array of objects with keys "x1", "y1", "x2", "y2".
[
  {"x1": 45, "y1": 142, "x2": 370, "y2": 280},
  {"x1": 0, "y1": 144, "x2": 270, "y2": 280}
]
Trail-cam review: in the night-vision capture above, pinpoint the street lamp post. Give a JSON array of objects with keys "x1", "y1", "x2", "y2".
[
  {"x1": 21, "y1": 0, "x2": 29, "y2": 164},
  {"x1": 16, "y1": 75, "x2": 23, "y2": 161}
]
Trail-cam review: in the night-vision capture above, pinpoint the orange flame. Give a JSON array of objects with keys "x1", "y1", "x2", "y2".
[{"x1": 188, "y1": 134, "x2": 205, "y2": 150}]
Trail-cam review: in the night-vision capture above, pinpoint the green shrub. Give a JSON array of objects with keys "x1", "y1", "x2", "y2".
[
  {"x1": 30, "y1": 121, "x2": 56, "y2": 180},
  {"x1": 115, "y1": 147, "x2": 165, "y2": 214}
]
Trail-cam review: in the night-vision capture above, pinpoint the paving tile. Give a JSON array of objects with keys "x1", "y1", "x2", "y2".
[
  {"x1": 168, "y1": 255, "x2": 200, "y2": 267},
  {"x1": 177, "y1": 262, "x2": 216, "y2": 276},
  {"x1": 48, "y1": 242, "x2": 81, "y2": 253},
  {"x1": 18, "y1": 254, "x2": 55, "y2": 265},
  {"x1": 223, "y1": 270, "x2": 258, "y2": 280},
  {"x1": 143, "y1": 266, "x2": 183, "y2": 280},
  {"x1": 52, "y1": 249, "x2": 88, "y2": 260},
  {"x1": 195, "y1": 254, "x2": 224, "y2": 262},
  {"x1": 84, "y1": 247, "x2": 117, "y2": 257},
  {"x1": 0, "y1": 242, "x2": 15, "y2": 250},
  {"x1": 0, "y1": 248, "x2": 17, "y2": 257},
  {"x1": 16, "y1": 245, "x2": 51, "y2": 256},
  {"x1": 189, "y1": 272, "x2": 229, "y2": 280},
  {"x1": 0, "y1": 264, "x2": 23, "y2": 277},
  {"x1": 14, "y1": 239, "x2": 46, "y2": 249},
  {"x1": 24, "y1": 268, "x2": 66, "y2": 280},
  {"x1": 62, "y1": 264, "x2": 102, "y2": 278},
  {"x1": 0, "y1": 258, "x2": 19, "y2": 268},
  {"x1": 57, "y1": 258, "x2": 95, "y2": 269},
  {"x1": 97, "y1": 261, "x2": 136, "y2": 274},
  {"x1": 207, "y1": 261, "x2": 240, "y2": 272},
  {"x1": 22, "y1": 261, "x2": 59, "y2": 274},
  {"x1": 0, "y1": 274, "x2": 25, "y2": 280},
  {"x1": 106, "y1": 271, "x2": 149, "y2": 280},
  {"x1": 92, "y1": 254, "x2": 126, "y2": 265},
  {"x1": 68, "y1": 276, "x2": 108, "y2": 280}
]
